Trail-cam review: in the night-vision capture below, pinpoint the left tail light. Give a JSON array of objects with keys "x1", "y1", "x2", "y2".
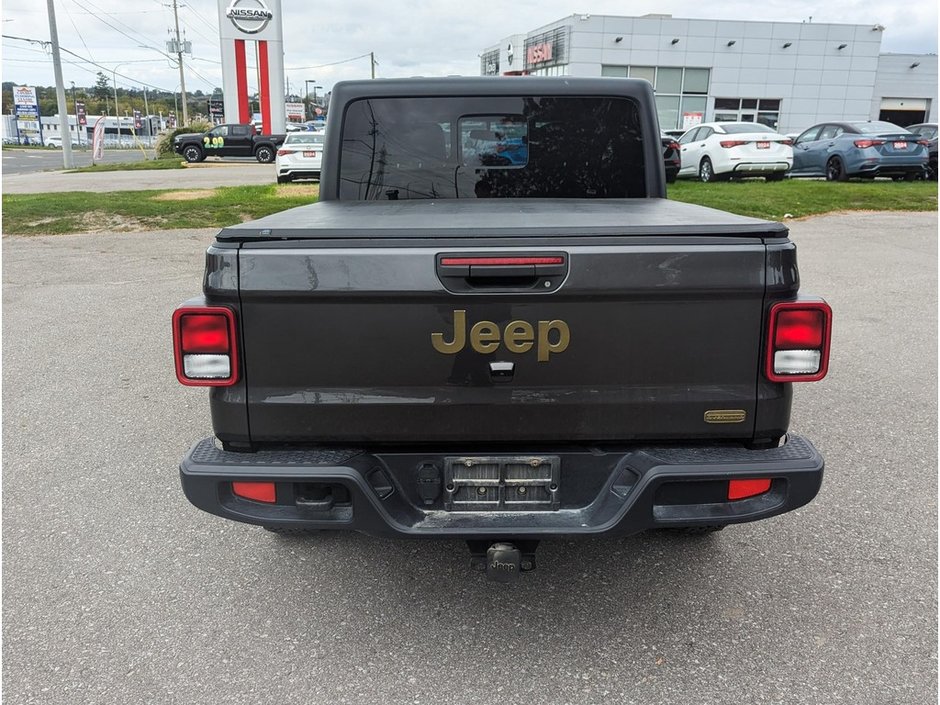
[
  {"x1": 765, "y1": 301, "x2": 832, "y2": 382},
  {"x1": 720, "y1": 140, "x2": 748, "y2": 148},
  {"x1": 172, "y1": 306, "x2": 238, "y2": 386}
]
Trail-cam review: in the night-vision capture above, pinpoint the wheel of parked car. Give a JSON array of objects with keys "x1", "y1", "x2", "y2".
[
  {"x1": 255, "y1": 145, "x2": 275, "y2": 163},
  {"x1": 766, "y1": 173, "x2": 786, "y2": 182},
  {"x1": 276, "y1": 174, "x2": 291, "y2": 184},
  {"x1": 182, "y1": 145, "x2": 204, "y2": 163},
  {"x1": 698, "y1": 157, "x2": 715, "y2": 183},
  {"x1": 825, "y1": 156, "x2": 848, "y2": 182}
]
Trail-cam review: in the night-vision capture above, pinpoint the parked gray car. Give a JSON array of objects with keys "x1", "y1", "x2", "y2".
[
  {"x1": 906, "y1": 123, "x2": 937, "y2": 180},
  {"x1": 790, "y1": 121, "x2": 928, "y2": 181}
]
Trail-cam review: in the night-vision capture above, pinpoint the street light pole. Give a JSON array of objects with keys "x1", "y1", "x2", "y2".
[
  {"x1": 70, "y1": 80, "x2": 79, "y2": 148},
  {"x1": 112, "y1": 66, "x2": 120, "y2": 148},
  {"x1": 304, "y1": 79, "x2": 315, "y2": 120}
]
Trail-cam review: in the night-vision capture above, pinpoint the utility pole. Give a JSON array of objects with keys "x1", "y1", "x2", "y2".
[
  {"x1": 172, "y1": 0, "x2": 189, "y2": 124},
  {"x1": 45, "y1": 0, "x2": 74, "y2": 168}
]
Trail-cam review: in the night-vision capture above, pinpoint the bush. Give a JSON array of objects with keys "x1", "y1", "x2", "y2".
[{"x1": 154, "y1": 121, "x2": 213, "y2": 158}]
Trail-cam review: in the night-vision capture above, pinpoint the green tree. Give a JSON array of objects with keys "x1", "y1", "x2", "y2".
[{"x1": 93, "y1": 72, "x2": 110, "y2": 103}]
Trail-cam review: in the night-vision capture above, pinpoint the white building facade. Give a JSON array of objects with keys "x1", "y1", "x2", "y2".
[{"x1": 480, "y1": 14, "x2": 938, "y2": 134}]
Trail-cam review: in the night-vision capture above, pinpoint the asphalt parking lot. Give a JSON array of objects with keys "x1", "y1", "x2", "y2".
[{"x1": 2, "y1": 211, "x2": 937, "y2": 704}]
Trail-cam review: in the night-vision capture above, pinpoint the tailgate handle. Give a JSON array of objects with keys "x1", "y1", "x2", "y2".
[{"x1": 437, "y1": 253, "x2": 567, "y2": 293}]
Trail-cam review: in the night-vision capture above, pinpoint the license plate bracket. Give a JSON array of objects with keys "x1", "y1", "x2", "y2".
[
  {"x1": 303, "y1": 150, "x2": 317, "y2": 157},
  {"x1": 444, "y1": 455, "x2": 560, "y2": 511},
  {"x1": 893, "y1": 141, "x2": 907, "y2": 150},
  {"x1": 756, "y1": 141, "x2": 770, "y2": 149}
]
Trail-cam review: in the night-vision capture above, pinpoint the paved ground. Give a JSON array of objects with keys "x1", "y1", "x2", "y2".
[
  {"x1": 2, "y1": 212, "x2": 937, "y2": 704},
  {"x1": 2, "y1": 152, "x2": 274, "y2": 193},
  {"x1": 1, "y1": 148, "x2": 148, "y2": 176}
]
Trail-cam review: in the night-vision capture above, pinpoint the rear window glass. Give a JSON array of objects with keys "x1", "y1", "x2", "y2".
[
  {"x1": 285, "y1": 133, "x2": 325, "y2": 145},
  {"x1": 338, "y1": 96, "x2": 646, "y2": 200},
  {"x1": 720, "y1": 123, "x2": 779, "y2": 134},
  {"x1": 852, "y1": 121, "x2": 909, "y2": 134}
]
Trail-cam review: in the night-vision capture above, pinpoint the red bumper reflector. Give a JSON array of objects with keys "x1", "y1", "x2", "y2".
[
  {"x1": 233, "y1": 481, "x2": 276, "y2": 503},
  {"x1": 728, "y1": 478, "x2": 772, "y2": 500},
  {"x1": 440, "y1": 256, "x2": 564, "y2": 266}
]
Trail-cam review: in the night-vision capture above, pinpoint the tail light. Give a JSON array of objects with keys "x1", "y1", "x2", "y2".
[
  {"x1": 854, "y1": 139, "x2": 885, "y2": 149},
  {"x1": 172, "y1": 306, "x2": 238, "y2": 386},
  {"x1": 668, "y1": 140, "x2": 680, "y2": 152},
  {"x1": 765, "y1": 301, "x2": 832, "y2": 382},
  {"x1": 779, "y1": 139, "x2": 793, "y2": 146},
  {"x1": 916, "y1": 139, "x2": 930, "y2": 147},
  {"x1": 720, "y1": 140, "x2": 748, "y2": 148},
  {"x1": 276, "y1": 148, "x2": 294, "y2": 156}
]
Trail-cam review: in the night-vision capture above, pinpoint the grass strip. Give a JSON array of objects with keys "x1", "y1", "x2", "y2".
[
  {"x1": 2, "y1": 184, "x2": 318, "y2": 235},
  {"x1": 2, "y1": 180, "x2": 935, "y2": 235},
  {"x1": 668, "y1": 179, "x2": 937, "y2": 220},
  {"x1": 66, "y1": 158, "x2": 185, "y2": 173}
]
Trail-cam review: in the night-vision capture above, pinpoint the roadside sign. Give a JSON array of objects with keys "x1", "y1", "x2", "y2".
[
  {"x1": 13, "y1": 85, "x2": 42, "y2": 145},
  {"x1": 91, "y1": 116, "x2": 106, "y2": 162},
  {"x1": 133, "y1": 110, "x2": 143, "y2": 130}
]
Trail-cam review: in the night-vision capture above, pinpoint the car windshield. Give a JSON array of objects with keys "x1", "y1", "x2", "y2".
[
  {"x1": 851, "y1": 121, "x2": 909, "y2": 134},
  {"x1": 338, "y1": 95, "x2": 647, "y2": 200},
  {"x1": 719, "y1": 123, "x2": 778, "y2": 134},
  {"x1": 285, "y1": 133, "x2": 324, "y2": 145}
]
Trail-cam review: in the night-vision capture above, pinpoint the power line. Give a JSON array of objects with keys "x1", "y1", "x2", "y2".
[
  {"x1": 3, "y1": 34, "x2": 178, "y2": 93},
  {"x1": 63, "y1": 0, "x2": 95, "y2": 63},
  {"x1": 286, "y1": 53, "x2": 374, "y2": 70}
]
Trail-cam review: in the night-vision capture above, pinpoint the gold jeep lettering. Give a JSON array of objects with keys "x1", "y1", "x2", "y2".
[{"x1": 431, "y1": 310, "x2": 570, "y2": 362}]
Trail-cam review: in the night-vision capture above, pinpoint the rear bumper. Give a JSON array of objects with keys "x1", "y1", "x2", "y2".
[
  {"x1": 180, "y1": 435, "x2": 824, "y2": 539},
  {"x1": 730, "y1": 161, "x2": 790, "y2": 174}
]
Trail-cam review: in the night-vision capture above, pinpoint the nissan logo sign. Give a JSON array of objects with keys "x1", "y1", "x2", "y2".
[{"x1": 226, "y1": 0, "x2": 273, "y2": 34}]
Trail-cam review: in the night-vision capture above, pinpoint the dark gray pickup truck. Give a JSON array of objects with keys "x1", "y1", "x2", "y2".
[{"x1": 174, "y1": 77, "x2": 832, "y2": 580}]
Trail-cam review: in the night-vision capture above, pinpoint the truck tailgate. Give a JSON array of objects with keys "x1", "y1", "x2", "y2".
[{"x1": 234, "y1": 202, "x2": 780, "y2": 443}]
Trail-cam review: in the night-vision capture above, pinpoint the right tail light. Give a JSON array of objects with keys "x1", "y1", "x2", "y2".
[
  {"x1": 172, "y1": 306, "x2": 239, "y2": 386},
  {"x1": 765, "y1": 301, "x2": 832, "y2": 382}
]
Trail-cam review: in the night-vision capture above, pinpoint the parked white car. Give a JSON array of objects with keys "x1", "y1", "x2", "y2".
[
  {"x1": 275, "y1": 131, "x2": 324, "y2": 183},
  {"x1": 43, "y1": 135, "x2": 80, "y2": 148},
  {"x1": 677, "y1": 122, "x2": 793, "y2": 182}
]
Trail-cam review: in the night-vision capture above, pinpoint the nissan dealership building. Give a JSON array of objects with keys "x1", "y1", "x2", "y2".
[{"x1": 480, "y1": 14, "x2": 938, "y2": 134}]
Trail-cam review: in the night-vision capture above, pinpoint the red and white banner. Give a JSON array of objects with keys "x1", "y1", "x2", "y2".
[{"x1": 92, "y1": 116, "x2": 106, "y2": 162}]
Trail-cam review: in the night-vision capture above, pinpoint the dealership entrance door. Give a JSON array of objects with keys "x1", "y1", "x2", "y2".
[{"x1": 879, "y1": 98, "x2": 929, "y2": 127}]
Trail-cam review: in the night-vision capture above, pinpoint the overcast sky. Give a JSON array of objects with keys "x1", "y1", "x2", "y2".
[{"x1": 2, "y1": 0, "x2": 937, "y2": 97}]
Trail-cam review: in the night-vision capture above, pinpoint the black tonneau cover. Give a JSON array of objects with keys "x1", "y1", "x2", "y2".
[{"x1": 216, "y1": 198, "x2": 787, "y2": 241}]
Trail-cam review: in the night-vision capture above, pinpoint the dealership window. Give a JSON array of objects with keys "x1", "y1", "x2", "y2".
[
  {"x1": 714, "y1": 98, "x2": 781, "y2": 129},
  {"x1": 530, "y1": 65, "x2": 568, "y2": 76},
  {"x1": 600, "y1": 65, "x2": 711, "y2": 130}
]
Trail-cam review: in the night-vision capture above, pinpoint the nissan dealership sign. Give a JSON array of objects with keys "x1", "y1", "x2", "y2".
[{"x1": 225, "y1": 0, "x2": 274, "y2": 35}]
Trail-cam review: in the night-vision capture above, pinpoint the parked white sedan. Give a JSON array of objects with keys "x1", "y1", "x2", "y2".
[
  {"x1": 275, "y1": 131, "x2": 325, "y2": 183},
  {"x1": 677, "y1": 122, "x2": 793, "y2": 182}
]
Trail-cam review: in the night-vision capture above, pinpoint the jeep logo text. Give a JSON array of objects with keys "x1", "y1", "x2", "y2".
[{"x1": 431, "y1": 310, "x2": 570, "y2": 362}]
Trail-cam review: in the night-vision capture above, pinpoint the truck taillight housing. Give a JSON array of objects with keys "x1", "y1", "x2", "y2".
[
  {"x1": 765, "y1": 301, "x2": 832, "y2": 382},
  {"x1": 173, "y1": 306, "x2": 238, "y2": 386}
]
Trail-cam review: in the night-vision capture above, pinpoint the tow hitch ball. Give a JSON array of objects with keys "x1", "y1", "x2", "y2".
[{"x1": 467, "y1": 541, "x2": 540, "y2": 582}]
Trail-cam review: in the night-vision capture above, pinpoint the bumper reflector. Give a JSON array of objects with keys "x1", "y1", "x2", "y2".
[
  {"x1": 233, "y1": 482, "x2": 277, "y2": 503},
  {"x1": 728, "y1": 478, "x2": 772, "y2": 500}
]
